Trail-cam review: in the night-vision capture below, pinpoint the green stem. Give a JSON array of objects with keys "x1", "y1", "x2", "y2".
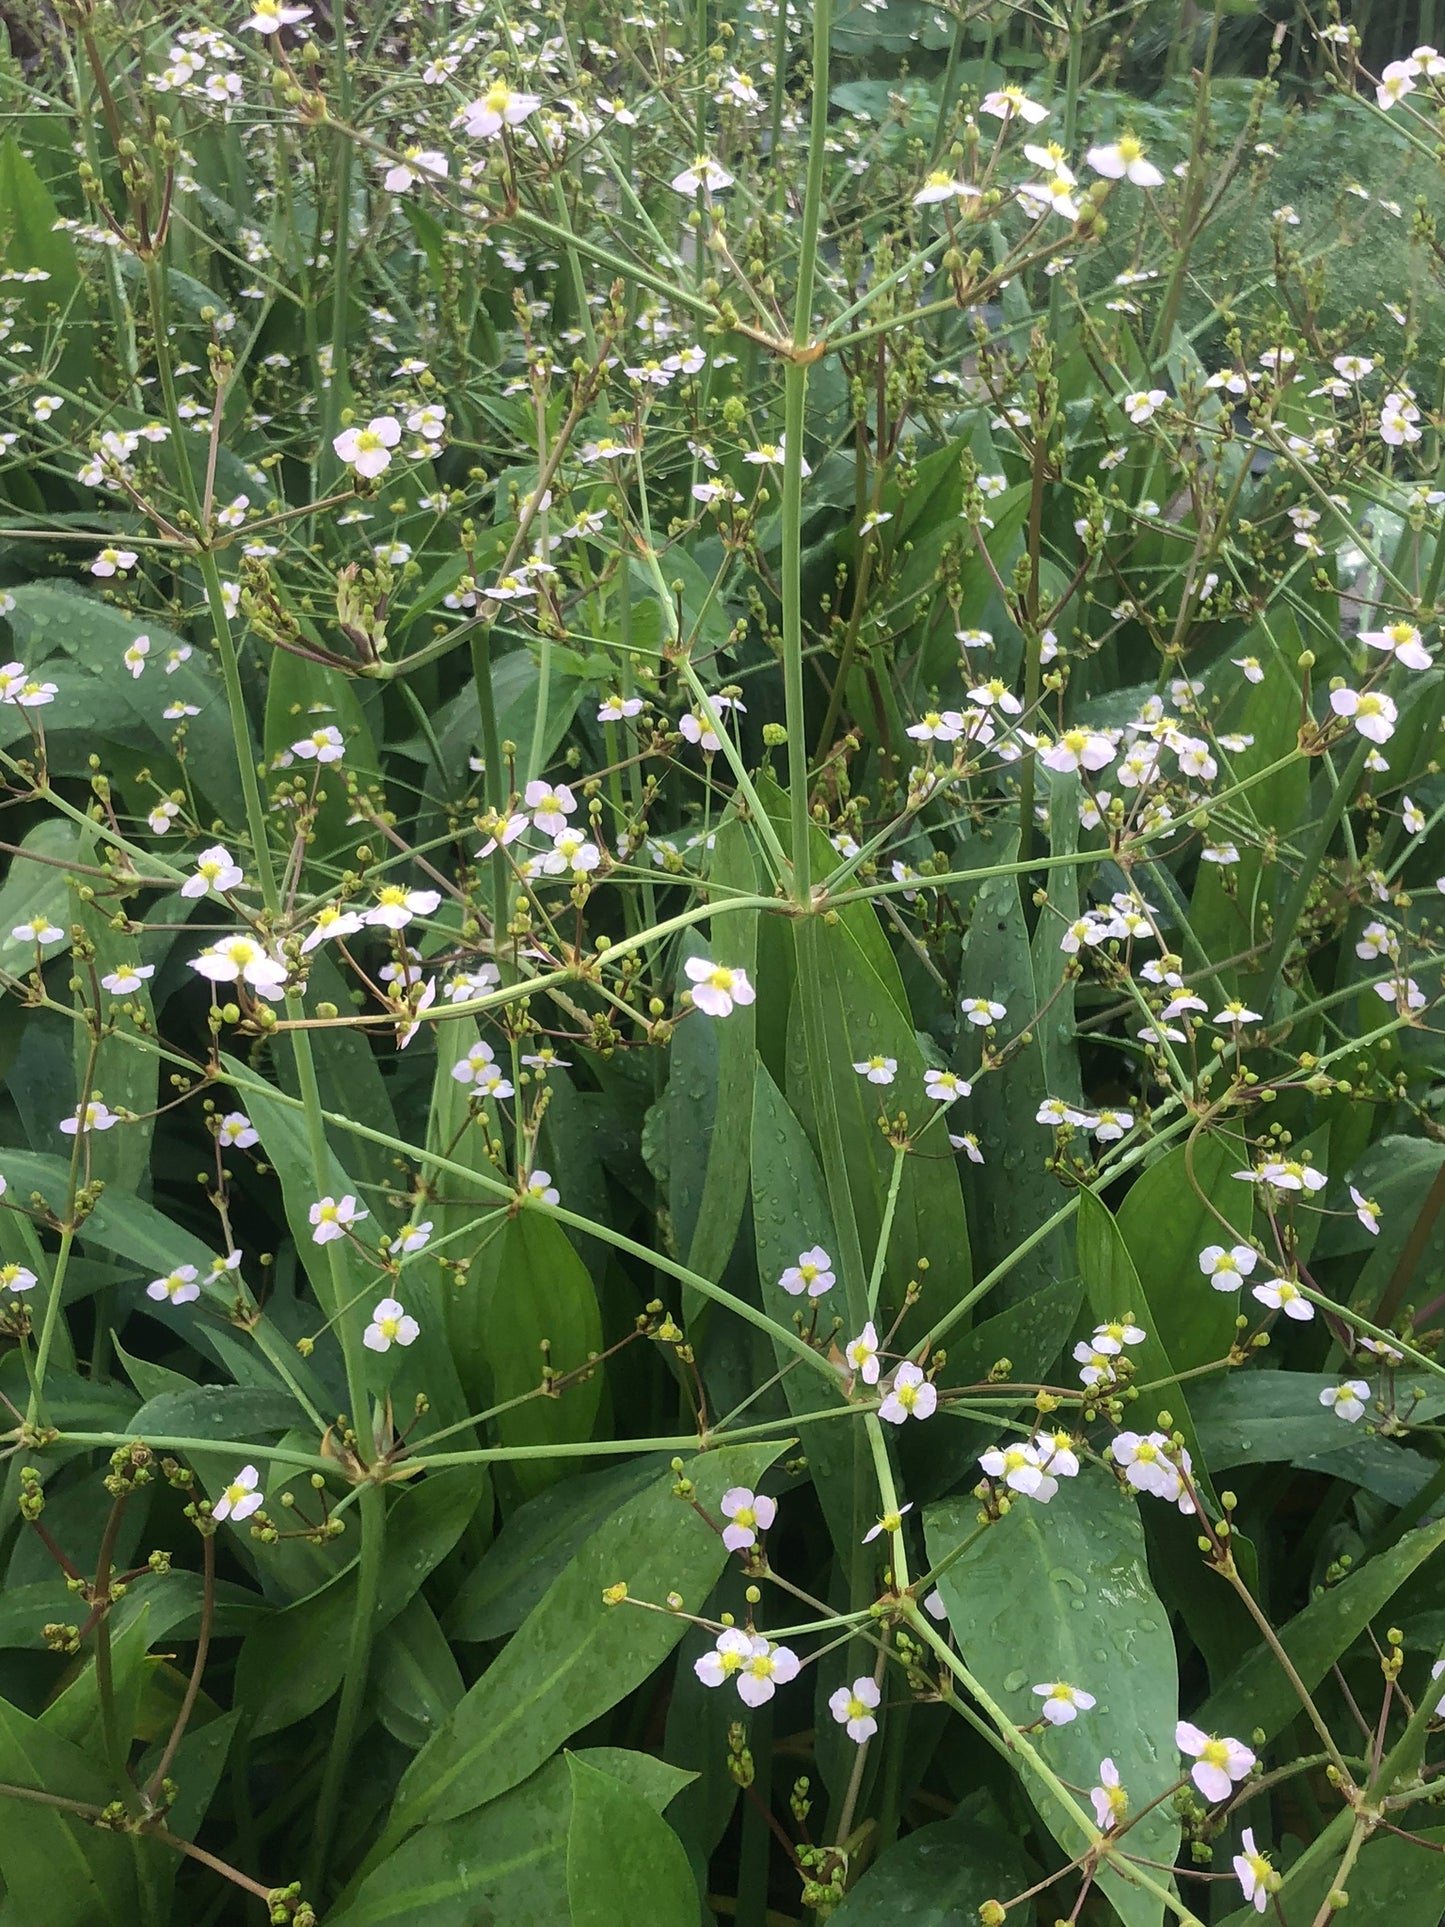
[{"x1": 866, "y1": 1143, "x2": 907, "y2": 1320}]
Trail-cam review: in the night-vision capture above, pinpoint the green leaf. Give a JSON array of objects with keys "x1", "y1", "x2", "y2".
[
  {"x1": 788, "y1": 910, "x2": 972, "y2": 1332},
  {"x1": 126, "y1": 1383, "x2": 305, "y2": 1442},
  {"x1": 925, "y1": 1467, "x2": 1179, "y2": 1927},
  {"x1": 566, "y1": 1753, "x2": 697, "y2": 1927},
  {"x1": 1189, "y1": 1372, "x2": 1444, "y2": 1481},
  {"x1": 1116, "y1": 1133, "x2": 1253, "y2": 1374},
  {"x1": 667, "y1": 816, "x2": 759, "y2": 1293},
  {"x1": 68, "y1": 859, "x2": 158, "y2": 1198},
  {"x1": 1200, "y1": 1514, "x2": 1445, "y2": 1746},
  {"x1": 375, "y1": 1596, "x2": 465, "y2": 1751},
  {"x1": 232, "y1": 1470, "x2": 477, "y2": 1737},
  {"x1": 1215, "y1": 1818, "x2": 1445, "y2": 1927},
  {"x1": 444, "y1": 1456, "x2": 662, "y2": 1644},
  {"x1": 327, "y1": 1747, "x2": 693, "y2": 1927},
  {"x1": 0, "y1": 819, "x2": 85, "y2": 967},
  {"x1": 0, "y1": 139, "x2": 92, "y2": 390},
  {"x1": 5, "y1": 584, "x2": 245, "y2": 822},
  {"x1": 957, "y1": 851, "x2": 1063, "y2": 1307},
  {"x1": 1076, "y1": 1187, "x2": 1214, "y2": 1501},
  {"x1": 0, "y1": 1695, "x2": 140, "y2": 1927},
  {"x1": 832, "y1": 1802, "x2": 1039, "y2": 1924},
  {"x1": 453, "y1": 1209, "x2": 604, "y2": 1497},
  {"x1": 750, "y1": 1060, "x2": 865, "y2": 1549},
  {"x1": 383, "y1": 1442, "x2": 788, "y2": 1841}
]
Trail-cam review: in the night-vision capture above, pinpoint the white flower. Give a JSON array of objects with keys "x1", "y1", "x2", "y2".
[
  {"x1": 123, "y1": 634, "x2": 150, "y2": 679},
  {"x1": 1330, "y1": 688, "x2": 1397, "y2": 743},
  {"x1": 523, "y1": 1168, "x2": 560, "y2": 1205},
  {"x1": 845, "y1": 1321, "x2": 881, "y2": 1385},
  {"x1": 684, "y1": 957, "x2": 756, "y2": 1018},
  {"x1": 853, "y1": 1055, "x2": 897, "y2": 1085},
  {"x1": 0, "y1": 1261, "x2": 36, "y2": 1294},
  {"x1": 912, "y1": 171, "x2": 980, "y2": 206},
  {"x1": 598, "y1": 693, "x2": 644, "y2": 722},
  {"x1": 1432, "y1": 1657, "x2": 1445, "y2": 1717},
  {"x1": 1233, "y1": 1828, "x2": 1276, "y2": 1915},
  {"x1": 1202, "y1": 1240, "x2": 1256, "y2": 1287},
  {"x1": 1040, "y1": 727, "x2": 1115, "y2": 773},
  {"x1": 1350, "y1": 1185, "x2": 1381, "y2": 1235},
  {"x1": 189, "y1": 936, "x2": 288, "y2": 996},
  {"x1": 1360, "y1": 621, "x2": 1432, "y2": 670},
  {"x1": 363, "y1": 1296, "x2": 420, "y2": 1351},
  {"x1": 779, "y1": 1246, "x2": 835, "y2": 1297},
  {"x1": 720, "y1": 1485, "x2": 776, "y2": 1552},
  {"x1": 1234, "y1": 655, "x2": 1264, "y2": 683},
  {"x1": 960, "y1": 996, "x2": 1007, "y2": 1027},
  {"x1": 1091, "y1": 1319, "x2": 1145, "y2": 1356},
  {"x1": 1122, "y1": 388, "x2": 1168, "y2": 423},
  {"x1": 878, "y1": 1361, "x2": 937, "y2": 1424},
  {"x1": 461, "y1": 80, "x2": 542, "y2": 138},
  {"x1": 1033, "y1": 1681, "x2": 1096, "y2": 1726},
  {"x1": 1251, "y1": 1277, "x2": 1313, "y2": 1321},
  {"x1": 333, "y1": 416, "x2": 402, "y2": 479},
  {"x1": 1087, "y1": 136, "x2": 1163, "y2": 186},
  {"x1": 671, "y1": 156, "x2": 734, "y2": 195},
  {"x1": 980, "y1": 85, "x2": 1048, "y2": 122},
  {"x1": 180, "y1": 843, "x2": 244, "y2": 899},
  {"x1": 829, "y1": 1676, "x2": 882, "y2": 1743},
  {"x1": 1175, "y1": 1722, "x2": 1256, "y2": 1803},
  {"x1": 217, "y1": 1112, "x2": 258, "y2": 1149},
  {"x1": 91, "y1": 547, "x2": 137, "y2": 577},
  {"x1": 524, "y1": 779, "x2": 577, "y2": 836},
  {"x1": 906, "y1": 709, "x2": 965, "y2": 743},
  {"x1": 1090, "y1": 1759, "x2": 1128, "y2": 1830},
  {"x1": 100, "y1": 962, "x2": 154, "y2": 994},
  {"x1": 1112, "y1": 1431, "x2": 1194, "y2": 1512},
  {"x1": 1212, "y1": 999, "x2": 1262, "y2": 1027},
  {"x1": 924, "y1": 1068, "x2": 971, "y2": 1103},
  {"x1": 60, "y1": 1101, "x2": 119, "y2": 1135},
  {"x1": 243, "y1": 0, "x2": 310, "y2": 28},
  {"x1": 1379, "y1": 393, "x2": 1422, "y2": 445},
  {"x1": 543, "y1": 830, "x2": 601, "y2": 877},
  {"x1": 743, "y1": 435, "x2": 811, "y2": 476},
  {"x1": 309, "y1": 1194, "x2": 367, "y2": 1244},
  {"x1": 213, "y1": 1465, "x2": 263, "y2": 1522},
  {"x1": 382, "y1": 148, "x2": 447, "y2": 194},
  {"x1": 12, "y1": 914, "x2": 65, "y2": 944},
  {"x1": 980, "y1": 1441, "x2": 1057, "y2": 1503},
  {"x1": 366, "y1": 884, "x2": 441, "y2": 929},
  {"x1": 147, "y1": 1264, "x2": 200, "y2": 1304},
  {"x1": 1377, "y1": 60, "x2": 1417, "y2": 109},
  {"x1": 292, "y1": 725, "x2": 345, "y2": 763},
  {"x1": 301, "y1": 904, "x2": 365, "y2": 953},
  {"x1": 1320, "y1": 1379, "x2": 1370, "y2": 1422},
  {"x1": 395, "y1": 1221, "x2": 432, "y2": 1255},
  {"x1": 1016, "y1": 174, "x2": 1079, "y2": 221}
]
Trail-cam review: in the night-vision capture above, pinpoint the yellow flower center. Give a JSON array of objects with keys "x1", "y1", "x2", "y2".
[
  {"x1": 706, "y1": 967, "x2": 735, "y2": 992},
  {"x1": 1117, "y1": 134, "x2": 1143, "y2": 162}
]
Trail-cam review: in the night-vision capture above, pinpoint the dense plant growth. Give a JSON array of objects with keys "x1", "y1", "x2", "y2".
[{"x1": 5, "y1": 2, "x2": 1445, "y2": 1923}]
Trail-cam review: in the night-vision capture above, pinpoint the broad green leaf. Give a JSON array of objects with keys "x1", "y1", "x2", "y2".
[
  {"x1": 1216, "y1": 1818, "x2": 1445, "y2": 1927},
  {"x1": 226, "y1": 1052, "x2": 472, "y2": 1429},
  {"x1": 5, "y1": 584, "x2": 246, "y2": 822},
  {"x1": 925, "y1": 1467, "x2": 1179, "y2": 1927},
  {"x1": 668, "y1": 815, "x2": 758, "y2": 1294},
  {"x1": 0, "y1": 139, "x2": 92, "y2": 389},
  {"x1": 383, "y1": 1442, "x2": 787, "y2": 1841},
  {"x1": 788, "y1": 911, "x2": 972, "y2": 1332},
  {"x1": 126, "y1": 1383, "x2": 304, "y2": 1441},
  {"x1": 751, "y1": 1059, "x2": 866, "y2": 1550},
  {"x1": 1200, "y1": 1513, "x2": 1445, "y2": 1745},
  {"x1": 1077, "y1": 1187, "x2": 1214, "y2": 1500},
  {"x1": 40, "y1": 1605, "x2": 151, "y2": 1759},
  {"x1": 0, "y1": 1699, "x2": 142, "y2": 1927},
  {"x1": 263, "y1": 649, "x2": 379, "y2": 864},
  {"x1": 831, "y1": 1802, "x2": 1039, "y2": 1924},
  {"x1": 232, "y1": 1469, "x2": 477, "y2": 1736},
  {"x1": 375, "y1": 1595, "x2": 465, "y2": 1751},
  {"x1": 444, "y1": 1456, "x2": 662, "y2": 1643},
  {"x1": 1190, "y1": 1372, "x2": 1445, "y2": 1481},
  {"x1": 1116, "y1": 1132, "x2": 1253, "y2": 1374},
  {"x1": 328, "y1": 1747, "x2": 693, "y2": 1927},
  {"x1": 0, "y1": 819, "x2": 84, "y2": 968},
  {"x1": 450, "y1": 1209, "x2": 604, "y2": 1497},
  {"x1": 957, "y1": 850, "x2": 1062, "y2": 1308},
  {"x1": 277, "y1": 948, "x2": 398, "y2": 1199},
  {"x1": 566, "y1": 1753, "x2": 697, "y2": 1927}
]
